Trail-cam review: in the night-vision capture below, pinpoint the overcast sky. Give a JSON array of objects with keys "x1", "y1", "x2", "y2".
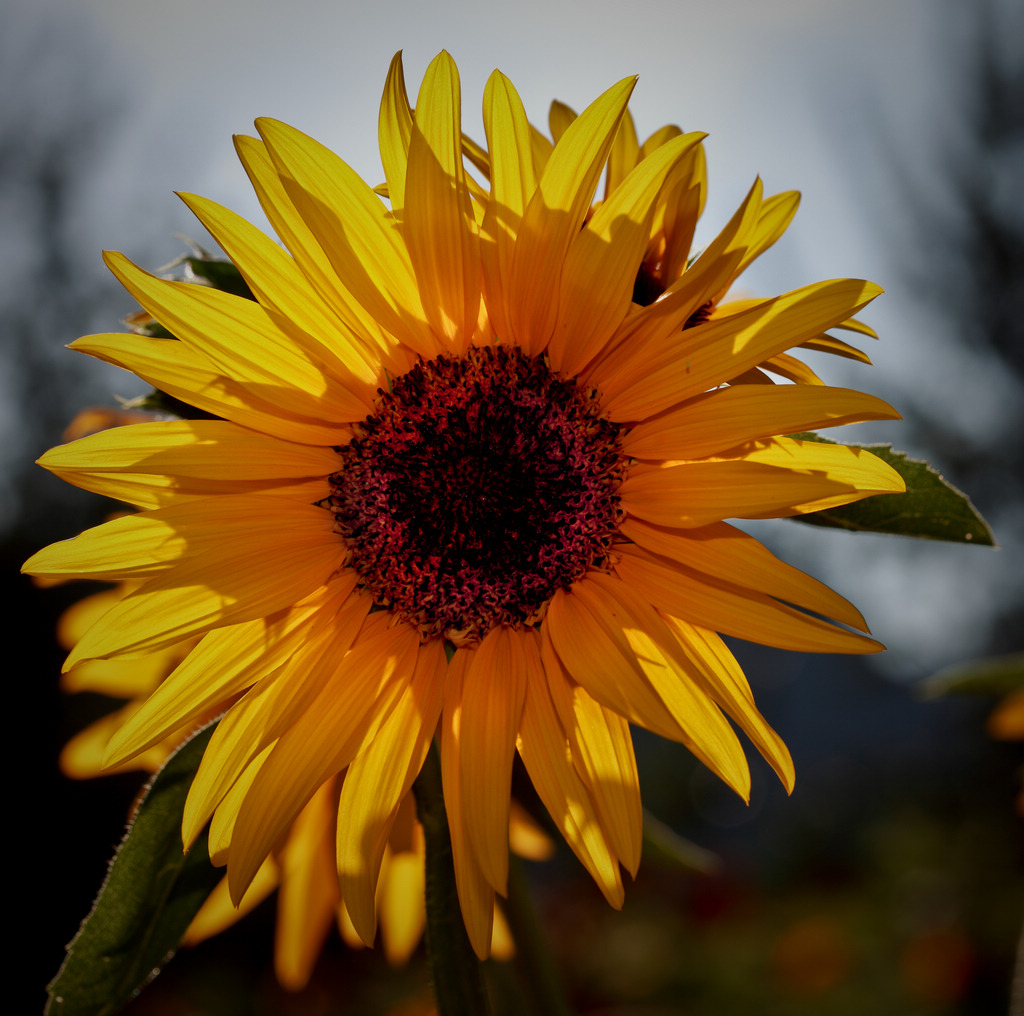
[
  {"x1": 27, "y1": 0, "x2": 939, "y2": 279},
  {"x1": 5, "y1": 0, "x2": 1015, "y2": 673}
]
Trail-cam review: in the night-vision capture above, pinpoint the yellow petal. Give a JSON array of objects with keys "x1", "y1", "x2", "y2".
[
  {"x1": 460, "y1": 626, "x2": 529, "y2": 894},
  {"x1": 517, "y1": 646, "x2": 624, "y2": 906},
  {"x1": 622, "y1": 384, "x2": 900, "y2": 461},
  {"x1": 614, "y1": 544, "x2": 883, "y2": 655},
  {"x1": 580, "y1": 572, "x2": 751, "y2": 799},
  {"x1": 760, "y1": 351, "x2": 824, "y2": 385},
  {"x1": 37, "y1": 419, "x2": 339, "y2": 509},
  {"x1": 178, "y1": 191, "x2": 380, "y2": 388},
  {"x1": 605, "y1": 278, "x2": 882, "y2": 422},
  {"x1": 507, "y1": 800, "x2": 556, "y2": 862},
  {"x1": 183, "y1": 861, "x2": 278, "y2": 946},
  {"x1": 546, "y1": 581, "x2": 691, "y2": 745},
  {"x1": 604, "y1": 108, "x2": 640, "y2": 198},
  {"x1": 378, "y1": 51, "x2": 414, "y2": 216},
  {"x1": 591, "y1": 177, "x2": 763, "y2": 393},
  {"x1": 63, "y1": 498, "x2": 344, "y2": 667},
  {"x1": 717, "y1": 436, "x2": 906, "y2": 514},
  {"x1": 481, "y1": 70, "x2": 537, "y2": 345},
  {"x1": 105, "y1": 252, "x2": 365, "y2": 424},
  {"x1": 57, "y1": 585, "x2": 130, "y2": 648},
  {"x1": 541, "y1": 633, "x2": 642, "y2": 875},
  {"x1": 227, "y1": 624, "x2": 419, "y2": 903},
  {"x1": 60, "y1": 648, "x2": 179, "y2": 698},
  {"x1": 182, "y1": 590, "x2": 369, "y2": 847},
  {"x1": 59, "y1": 704, "x2": 167, "y2": 779},
  {"x1": 655, "y1": 140, "x2": 706, "y2": 284},
  {"x1": 639, "y1": 123, "x2": 683, "y2": 159},
  {"x1": 255, "y1": 118, "x2": 436, "y2": 358},
  {"x1": 529, "y1": 124, "x2": 554, "y2": 176},
  {"x1": 207, "y1": 741, "x2": 273, "y2": 865},
  {"x1": 69, "y1": 332, "x2": 347, "y2": 446},
  {"x1": 106, "y1": 576, "x2": 358, "y2": 769},
  {"x1": 800, "y1": 332, "x2": 873, "y2": 365},
  {"x1": 737, "y1": 190, "x2": 801, "y2": 274},
  {"x1": 274, "y1": 778, "x2": 341, "y2": 991},
  {"x1": 619, "y1": 436, "x2": 904, "y2": 529},
  {"x1": 405, "y1": 51, "x2": 481, "y2": 349},
  {"x1": 234, "y1": 134, "x2": 402, "y2": 364},
  {"x1": 550, "y1": 131, "x2": 706, "y2": 377},
  {"x1": 379, "y1": 837, "x2": 427, "y2": 966},
  {"x1": 26, "y1": 510, "x2": 199, "y2": 583},
  {"x1": 337, "y1": 639, "x2": 445, "y2": 945},
  {"x1": 441, "y1": 650, "x2": 495, "y2": 959},
  {"x1": 620, "y1": 518, "x2": 867, "y2": 631},
  {"x1": 506, "y1": 77, "x2": 636, "y2": 354},
  {"x1": 662, "y1": 616, "x2": 795, "y2": 792},
  {"x1": 548, "y1": 100, "x2": 577, "y2": 144}
]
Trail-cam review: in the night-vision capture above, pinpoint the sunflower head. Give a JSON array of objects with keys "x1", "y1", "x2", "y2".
[{"x1": 27, "y1": 50, "x2": 903, "y2": 959}]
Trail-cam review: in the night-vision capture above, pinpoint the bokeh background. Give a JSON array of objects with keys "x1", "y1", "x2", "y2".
[{"x1": 9, "y1": 0, "x2": 1021, "y2": 1012}]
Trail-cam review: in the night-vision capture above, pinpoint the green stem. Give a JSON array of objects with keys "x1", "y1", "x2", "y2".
[
  {"x1": 413, "y1": 741, "x2": 491, "y2": 1016},
  {"x1": 504, "y1": 853, "x2": 573, "y2": 1016}
]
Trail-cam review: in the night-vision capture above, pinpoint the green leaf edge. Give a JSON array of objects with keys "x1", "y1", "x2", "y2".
[
  {"x1": 787, "y1": 434, "x2": 996, "y2": 546},
  {"x1": 46, "y1": 721, "x2": 221, "y2": 1016}
]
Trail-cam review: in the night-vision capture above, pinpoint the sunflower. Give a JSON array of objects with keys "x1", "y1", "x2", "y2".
[{"x1": 26, "y1": 50, "x2": 904, "y2": 958}]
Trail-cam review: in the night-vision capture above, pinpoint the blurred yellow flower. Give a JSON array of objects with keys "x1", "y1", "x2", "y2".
[
  {"x1": 986, "y1": 686, "x2": 1024, "y2": 816},
  {"x1": 28, "y1": 50, "x2": 903, "y2": 957}
]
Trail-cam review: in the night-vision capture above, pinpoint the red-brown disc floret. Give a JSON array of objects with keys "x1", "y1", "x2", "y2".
[{"x1": 328, "y1": 345, "x2": 626, "y2": 644}]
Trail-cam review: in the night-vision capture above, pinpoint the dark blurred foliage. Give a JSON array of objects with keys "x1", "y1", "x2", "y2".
[
  {"x1": 0, "y1": 6, "x2": 131, "y2": 546},
  {"x1": 11, "y1": 1, "x2": 1021, "y2": 1013},
  {"x1": 888, "y1": 0, "x2": 1024, "y2": 654}
]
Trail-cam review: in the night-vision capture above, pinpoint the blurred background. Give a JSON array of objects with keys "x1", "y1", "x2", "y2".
[{"x1": 8, "y1": 0, "x2": 1020, "y2": 1012}]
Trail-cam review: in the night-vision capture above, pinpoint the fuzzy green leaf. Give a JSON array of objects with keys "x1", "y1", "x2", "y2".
[
  {"x1": 47, "y1": 722, "x2": 220, "y2": 1016},
  {"x1": 788, "y1": 437, "x2": 995, "y2": 545}
]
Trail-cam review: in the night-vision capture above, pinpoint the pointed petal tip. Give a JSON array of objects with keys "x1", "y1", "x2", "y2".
[
  {"x1": 344, "y1": 897, "x2": 379, "y2": 950},
  {"x1": 253, "y1": 116, "x2": 291, "y2": 144},
  {"x1": 606, "y1": 883, "x2": 626, "y2": 911},
  {"x1": 61, "y1": 648, "x2": 85, "y2": 674},
  {"x1": 469, "y1": 933, "x2": 490, "y2": 962}
]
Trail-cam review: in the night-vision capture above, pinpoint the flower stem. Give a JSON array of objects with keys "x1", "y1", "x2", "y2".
[
  {"x1": 413, "y1": 740, "x2": 491, "y2": 1016},
  {"x1": 505, "y1": 853, "x2": 572, "y2": 1016}
]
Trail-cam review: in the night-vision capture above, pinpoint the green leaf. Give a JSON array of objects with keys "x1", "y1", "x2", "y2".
[
  {"x1": 47, "y1": 722, "x2": 221, "y2": 1016},
  {"x1": 642, "y1": 810, "x2": 721, "y2": 875},
  {"x1": 920, "y1": 652, "x2": 1024, "y2": 699},
  {"x1": 184, "y1": 257, "x2": 254, "y2": 301},
  {"x1": 787, "y1": 436, "x2": 995, "y2": 545}
]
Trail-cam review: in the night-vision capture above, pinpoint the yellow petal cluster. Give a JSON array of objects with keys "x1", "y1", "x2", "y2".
[
  {"x1": 29, "y1": 51, "x2": 903, "y2": 958},
  {"x1": 56, "y1": 580, "x2": 526, "y2": 985}
]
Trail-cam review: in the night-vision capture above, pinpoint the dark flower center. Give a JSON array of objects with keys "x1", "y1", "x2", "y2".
[{"x1": 328, "y1": 345, "x2": 625, "y2": 644}]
